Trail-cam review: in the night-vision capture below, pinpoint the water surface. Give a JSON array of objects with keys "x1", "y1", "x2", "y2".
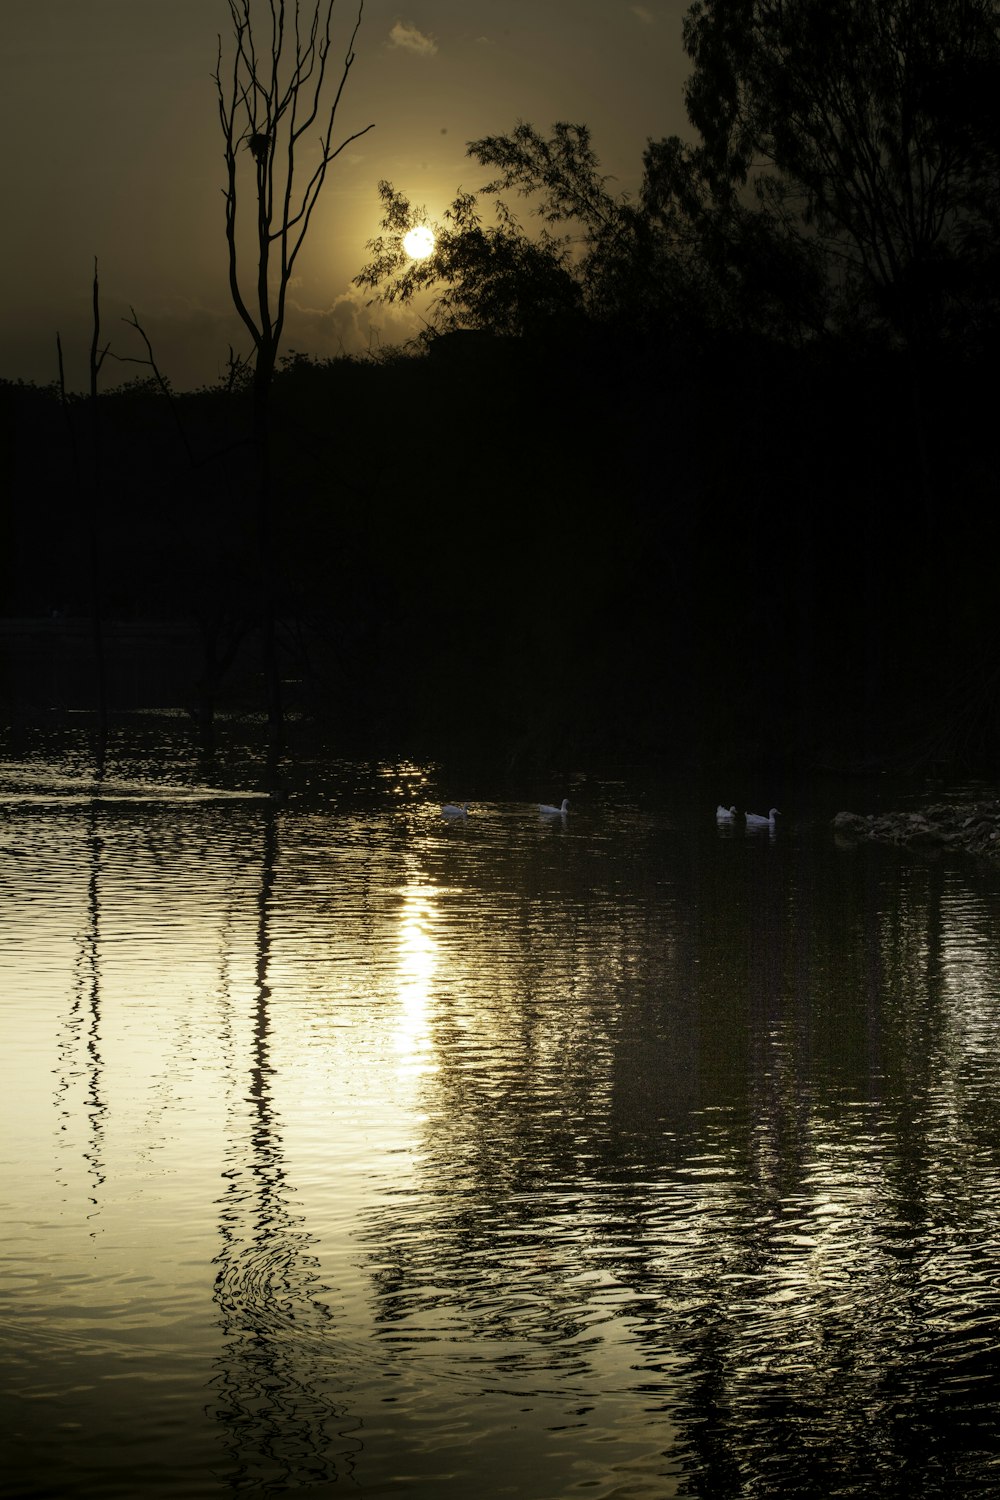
[{"x1": 3, "y1": 722, "x2": 999, "y2": 1497}]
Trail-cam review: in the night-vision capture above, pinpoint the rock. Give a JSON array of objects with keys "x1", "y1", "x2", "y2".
[{"x1": 831, "y1": 799, "x2": 1000, "y2": 864}]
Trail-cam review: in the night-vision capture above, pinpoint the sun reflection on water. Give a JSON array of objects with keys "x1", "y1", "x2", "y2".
[{"x1": 394, "y1": 883, "x2": 441, "y2": 1079}]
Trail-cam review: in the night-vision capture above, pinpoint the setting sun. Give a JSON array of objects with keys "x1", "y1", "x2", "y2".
[{"x1": 403, "y1": 224, "x2": 435, "y2": 260}]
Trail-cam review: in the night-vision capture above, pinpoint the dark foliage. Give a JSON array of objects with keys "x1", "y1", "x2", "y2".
[
  {"x1": 3, "y1": 326, "x2": 998, "y2": 769},
  {"x1": 682, "y1": 0, "x2": 1000, "y2": 347},
  {"x1": 357, "y1": 3, "x2": 1000, "y2": 354}
]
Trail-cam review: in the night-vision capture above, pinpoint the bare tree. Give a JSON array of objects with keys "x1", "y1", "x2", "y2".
[
  {"x1": 56, "y1": 259, "x2": 113, "y2": 762},
  {"x1": 213, "y1": 0, "x2": 373, "y2": 733}
]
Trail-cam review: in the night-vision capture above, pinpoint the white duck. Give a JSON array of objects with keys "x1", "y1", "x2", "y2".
[
  {"x1": 539, "y1": 799, "x2": 570, "y2": 815},
  {"x1": 745, "y1": 807, "x2": 780, "y2": 828},
  {"x1": 716, "y1": 805, "x2": 737, "y2": 822},
  {"x1": 442, "y1": 802, "x2": 470, "y2": 818}
]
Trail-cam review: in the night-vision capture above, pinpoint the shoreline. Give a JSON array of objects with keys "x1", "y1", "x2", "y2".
[{"x1": 833, "y1": 802, "x2": 1000, "y2": 865}]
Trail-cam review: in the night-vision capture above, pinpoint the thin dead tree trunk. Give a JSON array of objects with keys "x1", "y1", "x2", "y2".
[
  {"x1": 213, "y1": 0, "x2": 373, "y2": 743},
  {"x1": 87, "y1": 263, "x2": 113, "y2": 766},
  {"x1": 58, "y1": 261, "x2": 112, "y2": 767}
]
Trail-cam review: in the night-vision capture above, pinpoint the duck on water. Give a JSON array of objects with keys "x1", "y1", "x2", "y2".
[{"x1": 745, "y1": 808, "x2": 780, "y2": 829}]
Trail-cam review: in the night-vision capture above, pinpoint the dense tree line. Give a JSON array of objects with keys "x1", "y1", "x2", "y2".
[{"x1": 3, "y1": 327, "x2": 997, "y2": 769}]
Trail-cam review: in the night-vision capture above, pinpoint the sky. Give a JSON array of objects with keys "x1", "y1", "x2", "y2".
[{"x1": 1, "y1": 1, "x2": 694, "y2": 392}]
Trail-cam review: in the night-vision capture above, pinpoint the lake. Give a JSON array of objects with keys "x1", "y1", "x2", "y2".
[{"x1": 2, "y1": 717, "x2": 999, "y2": 1498}]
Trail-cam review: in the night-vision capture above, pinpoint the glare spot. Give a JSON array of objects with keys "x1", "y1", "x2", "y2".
[
  {"x1": 403, "y1": 225, "x2": 435, "y2": 260},
  {"x1": 394, "y1": 885, "x2": 439, "y2": 1077}
]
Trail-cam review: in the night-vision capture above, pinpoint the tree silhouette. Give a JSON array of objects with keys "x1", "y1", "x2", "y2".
[
  {"x1": 213, "y1": 0, "x2": 373, "y2": 733},
  {"x1": 355, "y1": 118, "x2": 827, "y2": 346},
  {"x1": 682, "y1": 0, "x2": 1000, "y2": 346},
  {"x1": 358, "y1": 4, "x2": 1000, "y2": 356}
]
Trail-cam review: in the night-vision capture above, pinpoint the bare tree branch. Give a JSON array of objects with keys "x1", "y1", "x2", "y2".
[
  {"x1": 212, "y1": 0, "x2": 374, "y2": 387},
  {"x1": 211, "y1": 0, "x2": 373, "y2": 738}
]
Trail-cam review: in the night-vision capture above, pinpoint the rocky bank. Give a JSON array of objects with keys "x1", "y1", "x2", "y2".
[{"x1": 833, "y1": 801, "x2": 1000, "y2": 864}]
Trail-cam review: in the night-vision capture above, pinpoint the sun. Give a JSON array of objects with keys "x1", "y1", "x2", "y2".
[{"x1": 403, "y1": 225, "x2": 435, "y2": 260}]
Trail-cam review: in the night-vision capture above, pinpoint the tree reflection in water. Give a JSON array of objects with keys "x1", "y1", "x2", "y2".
[
  {"x1": 56, "y1": 757, "x2": 109, "y2": 1222},
  {"x1": 208, "y1": 798, "x2": 363, "y2": 1489},
  {"x1": 352, "y1": 824, "x2": 1000, "y2": 1496}
]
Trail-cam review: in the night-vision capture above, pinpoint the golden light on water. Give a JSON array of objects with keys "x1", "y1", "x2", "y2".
[
  {"x1": 394, "y1": 883, "x2": 440, "y2": 1077},
  {"x1": 9, "y1": 743, "x2": 1000, "y2": 1498}
]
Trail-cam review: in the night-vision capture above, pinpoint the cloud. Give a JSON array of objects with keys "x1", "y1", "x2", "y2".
[
  {"x1": 630, "y1": 4, "x2": 655, "y2": 21},
  {"x1": 388, "y1": 21, "x2": 438, "y2": 56},
  {"x1": 286, "y1": 284, "x2": 427, "y2": 359}
]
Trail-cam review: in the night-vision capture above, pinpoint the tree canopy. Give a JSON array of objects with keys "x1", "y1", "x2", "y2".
[
  {"x1": 356, "y1": 0, "x2": 1000, "y2": 353},
  {"x1": 683, "y1": 0, "x2": 1000, "y2": 345}
]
